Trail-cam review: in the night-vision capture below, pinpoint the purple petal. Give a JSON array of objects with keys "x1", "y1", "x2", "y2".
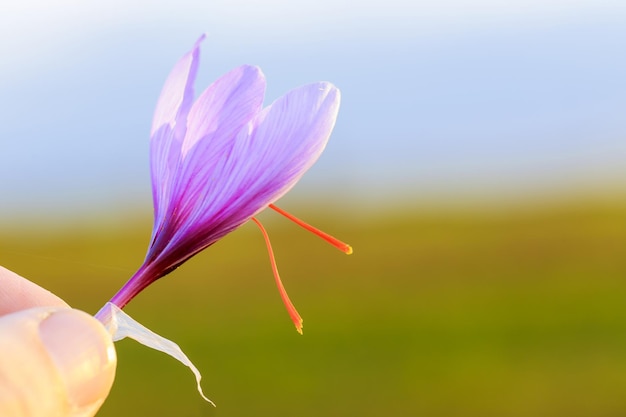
[
  {"x1": 220, "y1": 82, "x2": 341, "y2": 214},
  {"x1": 149, "y1": 36, "x2": 204, "y2": 238},
  {"x1": 157, "y1": 82, "x2": 340, "y2": 263},
  {"x1": 241, "y1": 81, "x2": 341, "y2": 201},
  {"x1": 149, "y1": 126, "x2": 178, "y2": 229},
  {"x1": 151, "y1": 35, "x2": 204, "y2": 137}
]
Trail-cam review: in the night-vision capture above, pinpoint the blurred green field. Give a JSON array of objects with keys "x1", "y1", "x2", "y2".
[{"x1": 2, "y1": 196, "x2": 626, "y2": 416}]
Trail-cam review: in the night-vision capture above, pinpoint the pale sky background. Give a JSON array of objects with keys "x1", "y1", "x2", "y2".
[{"x1": 1, "y1": 0, "x2": 626, "y2": 217}]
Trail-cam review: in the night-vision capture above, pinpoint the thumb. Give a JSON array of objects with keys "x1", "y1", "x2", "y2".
[{"x1": 0, "y1": 307, "x2": 117, "y2": 417}]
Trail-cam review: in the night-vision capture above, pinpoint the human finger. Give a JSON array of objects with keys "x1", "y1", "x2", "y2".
[
  {"x1": 0, "y1": 307, "x2": 116, "y2": 417},
  {"x1": 0, "y1": 266, "x2": 68, "y2": 315}
]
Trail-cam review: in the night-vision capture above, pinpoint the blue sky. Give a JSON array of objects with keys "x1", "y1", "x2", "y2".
[{"x1": 1, "y1": 1, "x2": 626, "y2": 216}]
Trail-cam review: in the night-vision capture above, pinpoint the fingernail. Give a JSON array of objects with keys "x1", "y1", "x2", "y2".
[{"x1": 39, "y1": 309, "x2": 116, "y2": 408}]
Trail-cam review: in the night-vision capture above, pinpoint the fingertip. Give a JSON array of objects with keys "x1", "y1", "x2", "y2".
[
  {"x1": 0, "y1": 307, "x2": 117, "y2": 417},
  {"x1": 40, "y1": 309, "x2": 117, "y2": 414}
]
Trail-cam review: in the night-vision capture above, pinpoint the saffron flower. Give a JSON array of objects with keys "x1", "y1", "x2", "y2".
[{"x1": 96, "y1": 34, "x2": 351, "y2": 338}]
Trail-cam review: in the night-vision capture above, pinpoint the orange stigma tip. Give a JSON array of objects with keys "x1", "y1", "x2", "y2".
[
  {"x1": 252, "y1": 217, "x2": 304, "y2": 334},
  {"x1": 269, "y1": 204, "x2": 353, "y2": 254}
]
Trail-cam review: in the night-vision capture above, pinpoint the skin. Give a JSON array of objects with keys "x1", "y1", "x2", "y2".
[{"x1": 0, "y1": 266, "x2": 116, "y2": 417}]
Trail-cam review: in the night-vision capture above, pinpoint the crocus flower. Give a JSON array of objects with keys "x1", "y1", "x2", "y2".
[{"x1": 97, "y1": 35, "x2": 351, "y2": 334}]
